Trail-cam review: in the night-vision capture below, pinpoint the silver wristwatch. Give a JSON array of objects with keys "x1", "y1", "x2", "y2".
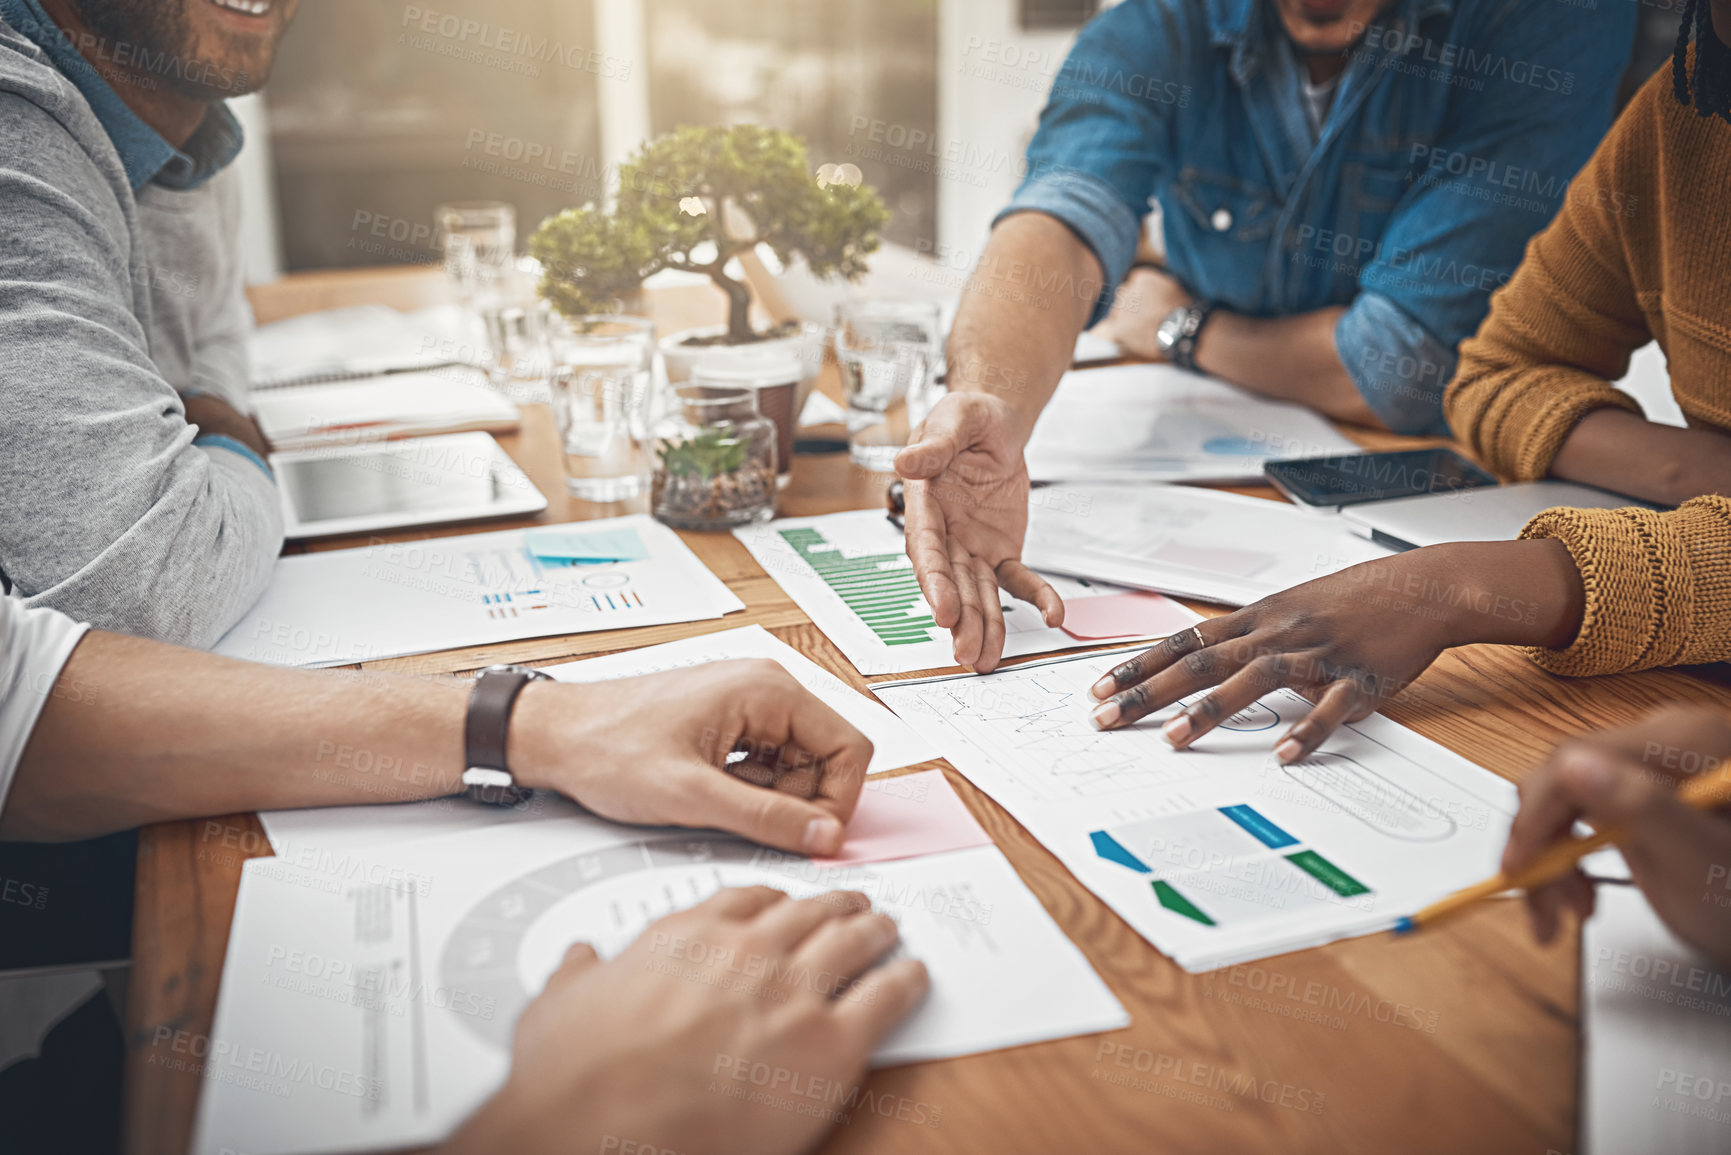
[
  {"x1": 461, "y1": 664, "x2": 551, "y2": 806},
  {"x1": 1155, "y1": 301, "x2": 1214, "y2": 372}
]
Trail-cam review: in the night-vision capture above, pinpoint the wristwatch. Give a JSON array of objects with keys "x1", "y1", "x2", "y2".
[
  {"x1": 461, "y1": 664, "x2": 551, "y2": 806},
  {"x1": 1155, "y1": 301, "x2": 1215, "y2": 372}
]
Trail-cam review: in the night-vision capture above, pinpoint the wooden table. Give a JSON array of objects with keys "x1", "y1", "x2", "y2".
[{"x1": 125, "y1": 269, "x2": 1731, "y2": 1155}]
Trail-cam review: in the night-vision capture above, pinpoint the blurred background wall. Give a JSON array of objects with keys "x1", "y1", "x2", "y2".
[{"x1": 234, "y1": 0, "x2": 1686, "y2": 285}]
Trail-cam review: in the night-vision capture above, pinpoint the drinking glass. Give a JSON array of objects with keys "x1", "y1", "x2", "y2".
[
  {"x1": 482, "y1": 261, "x2": 551, "y2": 398},
  {"x1": 435, "y1": 200, "x2": 516, "y2": 314},
  {"x1": 545, "y1": 314, "x2": 657, "y2": 501},
  {"x1": 833, "y1": 299, "x2": 941, "y2": 471}
]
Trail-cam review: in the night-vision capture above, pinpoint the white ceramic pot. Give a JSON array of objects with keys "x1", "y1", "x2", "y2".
[{"x1": 658, "y1": 322, "x2": 828, "y2": 417}]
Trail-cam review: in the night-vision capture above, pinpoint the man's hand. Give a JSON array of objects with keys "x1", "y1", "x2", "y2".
[
  {"x1": 1502, "y1": 706, "x2": 1731, "y2": 968},
  {"x1": 444, "y1": 887, "x2": 930, "y2": 1155},
  {"x1": 893, "y1": 392, "x2": 1061, "y2": 672},
  {"x1": 1100, "y1": 265, "x2": 1191, "y2": 361},
  {"x1": 510, "y1": 661, "x2": 874, "y2": 856},
  {"x1": 182, "y1": 391, "x2": 271, "y2": 459}
]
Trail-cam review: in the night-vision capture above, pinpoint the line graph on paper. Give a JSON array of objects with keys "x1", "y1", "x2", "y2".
[{"x1": 877, "y1": 658, "x2": 1216, "y2": 802}]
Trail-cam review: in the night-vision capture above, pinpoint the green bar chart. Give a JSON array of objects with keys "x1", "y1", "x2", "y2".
[{"x1": 777, "y1": 526, "x2": 938, "y2": 646}]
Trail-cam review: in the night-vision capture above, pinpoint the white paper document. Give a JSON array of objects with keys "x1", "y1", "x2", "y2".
[
  {"x1": 192, "y1": 819, "x2": 1128, "y2": 1155},
  {"x1": 256, "y1": 625, "x2": 942, "y2": 860},
  {"x1": 1072, "y1": 329, "x2": 1121, "y2": 365},
  {"x1": 1582, "y1": 883, "x2": 1731, "y2": 1155},
  {"x1": 1022, "y1": 365, "x2": 1363, "y2": 484},
  {"x1": 736, "y1": 510, "x2": 1199, "y2": 676},
  {"x1": 1023, "y1": 483, "x2": 1393, "y2": 606},
  {"x1": 538, "y1": 625, "x2": 940, "y2": 775},
  {"x1": 215, "y1": 515, "x2": 743, "y2": 668},
  {"x1": 873, "y1": 648, "x2": 1519, "y2": 972}
]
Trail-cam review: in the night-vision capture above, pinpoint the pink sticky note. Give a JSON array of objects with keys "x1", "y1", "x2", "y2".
[
  {"x1": 812, "y1": 770, "x2": 993, "y2": 866},
  {"x1": 1059, "y1": 590, "x2": 1199, "y2": 640}
]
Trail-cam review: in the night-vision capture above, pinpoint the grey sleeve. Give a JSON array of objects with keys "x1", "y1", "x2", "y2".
[
  {"x1": 0, "y1": 94, "x2": 282, "y2": 649},
  {"x1": 187, "y1": 168, "x2": 254, "y2": 410}
]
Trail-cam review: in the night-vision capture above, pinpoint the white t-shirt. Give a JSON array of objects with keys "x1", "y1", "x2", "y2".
[
  {"x1": 0, "y1": 597, "x2": 88, "y2": 819},
  {"x1": 1301, "y1": 72, "x2": 1340, "y2": 135}
]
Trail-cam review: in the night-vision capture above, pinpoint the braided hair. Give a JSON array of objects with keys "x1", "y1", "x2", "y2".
[{"x1": 1674, "y1": 0, "x2": 1731, "y2": 123}]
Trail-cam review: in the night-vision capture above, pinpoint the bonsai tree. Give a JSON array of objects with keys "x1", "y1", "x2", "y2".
[{"x1": 530, "y1": 124, "x2": 889, "y2": 344}]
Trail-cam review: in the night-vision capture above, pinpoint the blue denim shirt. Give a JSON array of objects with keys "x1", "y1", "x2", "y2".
[
  {"x1": 0, "y1": 0, "x2": 243, "y2": 191},
  {"x1": 1002, "y1": 0, "x2": 1634, "y2": 433}
]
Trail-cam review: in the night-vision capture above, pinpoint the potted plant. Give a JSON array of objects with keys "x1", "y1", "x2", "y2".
[
  {"x1": 650, "y1": 385, "x2": 778, "y2": 531},
  {"x1": 529, "y1": 124, "x2": 889, "y2": 382}
]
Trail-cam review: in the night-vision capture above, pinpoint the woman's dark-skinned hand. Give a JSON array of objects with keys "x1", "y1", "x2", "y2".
[{"x1": 1087, "y1": 539, "x2": 1587, "y2": 762}]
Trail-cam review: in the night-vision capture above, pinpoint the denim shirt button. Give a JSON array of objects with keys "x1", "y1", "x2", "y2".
[{"x1": 1211, "y1": 207, "x2": 1233, "y2": 232}]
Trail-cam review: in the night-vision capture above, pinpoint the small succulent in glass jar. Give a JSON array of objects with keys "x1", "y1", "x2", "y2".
[{"x1": 651, "y1": 389, "x2": 776, "y2": 531}]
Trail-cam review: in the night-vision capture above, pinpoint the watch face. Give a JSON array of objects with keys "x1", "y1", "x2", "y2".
[{"x1": 1156, "y1": 310, "x2": 1188, "y2": 351}]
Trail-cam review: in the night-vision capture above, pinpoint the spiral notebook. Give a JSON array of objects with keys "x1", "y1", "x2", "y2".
[
  {"x1": 247, "y1": 306, "x2": 518, "y2": 448},
  {"x1": 249, "y1": 305, "x2": 461, "y2": 390}
]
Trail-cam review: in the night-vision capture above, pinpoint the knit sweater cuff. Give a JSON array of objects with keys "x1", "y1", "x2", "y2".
[
  {"x1": 1519, "y1": 497, "x2": 1731, "y2": 676},
  {"x1": 1495, "y1": 377, "x2": 1643, "y2": 482}
]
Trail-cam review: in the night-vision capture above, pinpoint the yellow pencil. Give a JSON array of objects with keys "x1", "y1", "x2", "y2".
[{"x1": 1394, "y1": 761, "x2": 1731, "y2": 935}]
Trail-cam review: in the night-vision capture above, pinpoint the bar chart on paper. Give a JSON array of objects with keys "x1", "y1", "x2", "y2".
[
  {"x1": 736, "y1": 511, "x2": 1199, "y2": 676},
  {"x1": 775, "y1": 525, "x2": 936, "y2": 646},
  {"x1": 466, "y1": 547, "x2": 647, "y2": 620},
  {"x1": 873, "y1": 648, "x2": 1520, "y2": 970},
  {"x1": 215, "y1": 516, "x2": 741, "y2": 668}
]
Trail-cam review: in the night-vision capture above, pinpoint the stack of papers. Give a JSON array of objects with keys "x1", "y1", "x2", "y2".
[
  {"x1": 252, "y1": 368, "x2": 519, "y2": 451},
  {"x1": 1023, "y1": 364, "x2": 1363, "y2": 484},
  {"x1": 1023, "y1": 484, "x2": 1392, "y2": 606},
  {"x1": 249, "y1": 305, "x2": 463, "y2": 389},
  {"x1": 213, "y1": 515, "x2": 743, "y2": 667},
  {"x1": 193, "y1": 774, "x2": 1128, "y2": 1155},
  {"x1": 247, "y1": 305, "x2": 515, "y2": 450}
]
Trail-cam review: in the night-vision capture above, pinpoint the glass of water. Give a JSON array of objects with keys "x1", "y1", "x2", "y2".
[
  {"x1": 834, "y1": 298, "x2": 942, "y2": 471},
  {"x1": 435, "y1": 202, "x2": 515, "y2": 296},
  {"x1": 545, "y1": 314, "x2": 657, "y2": 502}
]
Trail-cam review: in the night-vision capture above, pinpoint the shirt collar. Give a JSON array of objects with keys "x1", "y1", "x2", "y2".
[{"x1": 0, "y1": 0, "x2": 243, "y2": 191}]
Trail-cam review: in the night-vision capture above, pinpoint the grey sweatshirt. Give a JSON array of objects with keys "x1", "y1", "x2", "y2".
[{"x1": 0, "y1": 14, "x2": 282, "y2": 648}]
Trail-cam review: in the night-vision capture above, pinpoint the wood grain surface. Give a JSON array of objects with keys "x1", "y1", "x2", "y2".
[{"x1": 120, "y1": 267, "x2": 1730, "y2": 1155}]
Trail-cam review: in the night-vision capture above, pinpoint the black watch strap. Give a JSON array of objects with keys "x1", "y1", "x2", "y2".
[
  {"x1": 1172, "y1": 302, "x2": 1215, "y2": 372},
  {"x1": 462, "y1": 665, "x2": 547, "y2": 806}
]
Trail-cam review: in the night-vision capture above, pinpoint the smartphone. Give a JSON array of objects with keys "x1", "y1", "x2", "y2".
[{"x1": 1264, "y1": 448, "x2": 1498, "y2": 508}]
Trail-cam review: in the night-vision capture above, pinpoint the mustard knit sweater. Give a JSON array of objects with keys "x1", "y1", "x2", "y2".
[{"x1": 1445, "y1": 62, "x2": 1731, "y2": 677}]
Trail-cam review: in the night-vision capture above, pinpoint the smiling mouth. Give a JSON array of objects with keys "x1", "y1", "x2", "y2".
[{"x1": 207, "y1": 0, "x2": 272, "y2": 15}]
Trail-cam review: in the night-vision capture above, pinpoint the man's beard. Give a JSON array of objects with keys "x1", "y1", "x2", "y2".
[{"x1": 69, "y1": 0, "x2": 273, "y2": 101}]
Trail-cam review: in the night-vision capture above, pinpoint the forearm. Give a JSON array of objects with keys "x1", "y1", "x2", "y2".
[
  {"x1": 1193, "y1": 306, "x2": 1381, "y2": 428},
  {"x1": 1551, "y1": 408, "x2": 1731, "y2": 506},
  {"x1": 1424, "y1": 539, "x2": 1586, "y2": 649},
  {"x1": 946, "y1": 212, "x2": 1101, "y2": 444},
  {"x1": 4, "y1": 630, "x2": 470, "y2": 841},
  {"x1": 185, "y1": 391, "x2": 271, "y2": 459}
]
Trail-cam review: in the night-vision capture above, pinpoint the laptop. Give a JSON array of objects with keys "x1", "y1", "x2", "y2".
[{"x1": 1339, "y1": 481, "x2": 1654, "y2": 551}]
